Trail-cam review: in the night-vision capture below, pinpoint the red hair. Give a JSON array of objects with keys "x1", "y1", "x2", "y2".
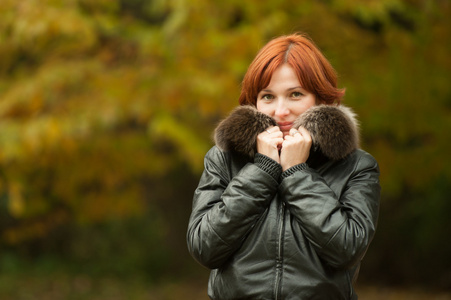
[{"x1": 238, "y1": 33, "x2": 345, "y2": 106}]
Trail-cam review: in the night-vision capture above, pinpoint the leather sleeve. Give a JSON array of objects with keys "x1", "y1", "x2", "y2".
[
  {"x1": 279, "y1": 150, "x2": 381, "y2": 269},
  {"x1": 187, "y1": 147, "x2": 280, "y2": 269}
]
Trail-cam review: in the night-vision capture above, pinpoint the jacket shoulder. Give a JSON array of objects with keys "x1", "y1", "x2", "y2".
[
  {"x1": 351, "y1": 149, "x2": 379, "y2": 172},
  {"x1": 204, "y1": 146, "x2": 236, "y2": 169},
  {"x1": 204, "y1": 146, "x2": 250, "y2": 179}
]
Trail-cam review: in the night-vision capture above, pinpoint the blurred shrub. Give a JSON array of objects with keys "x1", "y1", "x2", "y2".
[{"x1": 0, "y1": 0, "x2": 450, "y2": 290}]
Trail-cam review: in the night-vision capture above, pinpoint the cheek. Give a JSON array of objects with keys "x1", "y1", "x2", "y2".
[
  {"x1": 293, "y1": 100, "x2": 316, "y2": 115},
  {"x1": 256, "y1": 102, "x2": 272, "y2": 115},
  {"x1": 256, "y1": 101, "x2": 262, "y2": 111},
  {"x1": 303, "y1": 97, "x2": 317, "y2": 110}
]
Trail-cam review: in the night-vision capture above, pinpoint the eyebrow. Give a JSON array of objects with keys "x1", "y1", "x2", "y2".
[
  {"x1": 287, "y1": 86, "x2": 304, "y2": 91},
  {"x1": 259, "y1": 86, "x2": 304, "y2": 93}
]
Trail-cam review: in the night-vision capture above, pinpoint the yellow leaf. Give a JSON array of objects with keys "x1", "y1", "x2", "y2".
[{"x1": 8, "y1": 182, "x2": 24, "y2": 217}]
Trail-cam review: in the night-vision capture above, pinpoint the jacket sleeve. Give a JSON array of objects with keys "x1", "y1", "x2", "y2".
[
  {"x1": 279, "y1": 151, "x2": 380, "y2": 269},
  {"x1": 187, "y1": 147, "x2": 280, "y2": 269}
]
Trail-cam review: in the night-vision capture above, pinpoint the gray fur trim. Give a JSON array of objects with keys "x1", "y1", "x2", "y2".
[
  {"x1": 214, "y1": 105, "x2": 359, "y2": 160},
  {"x1": 214, "y1": 106, "x2": 277, "y2": 159},
  {"x1": 293, "y1": 105, "x2": 360, "y2": 160}
]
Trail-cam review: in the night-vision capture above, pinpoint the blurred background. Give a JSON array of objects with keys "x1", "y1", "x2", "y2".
[{"x1": 0, "y1": 0, "x2": 450, "y2": 299}]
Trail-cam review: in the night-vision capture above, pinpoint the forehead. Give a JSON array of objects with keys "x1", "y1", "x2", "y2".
[{"x1": 264, "y1": 64, "x2": 301, "y2": 89}]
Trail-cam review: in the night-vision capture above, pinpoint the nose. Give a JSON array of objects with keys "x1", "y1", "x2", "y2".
[{"x1": 275, "y1": 100, "x2": 289, "y2": 118}]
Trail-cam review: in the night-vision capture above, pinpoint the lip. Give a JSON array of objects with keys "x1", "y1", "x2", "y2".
[{"x1": 277, "y1": 122, "x2": 293, "y2": 132}]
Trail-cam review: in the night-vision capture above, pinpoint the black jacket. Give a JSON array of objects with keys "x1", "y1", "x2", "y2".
[{"x1": 187, "y1": 105, "x2": 381, "y2": 300}]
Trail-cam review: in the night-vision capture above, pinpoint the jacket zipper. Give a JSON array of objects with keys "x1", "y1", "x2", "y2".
[{"x1": 274, "y1": 201, "x2": 285, "y2": 300}]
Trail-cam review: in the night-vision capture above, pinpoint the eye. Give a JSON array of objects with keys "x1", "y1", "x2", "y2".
[
  {"x1": 261, "y1": 94, "x2": 274, "y2": 101},
  {"x1": 291, "y1": 91, "x2": 303, "y2": 98}
]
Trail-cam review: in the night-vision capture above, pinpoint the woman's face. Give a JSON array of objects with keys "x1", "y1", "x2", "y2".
[{"x1": 256, "y1": 64, "x2": 317, "y2": 137}]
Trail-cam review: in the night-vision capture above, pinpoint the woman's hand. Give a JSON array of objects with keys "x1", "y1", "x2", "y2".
[
  {"x1": 256, "y1": 126, "x2": 284, "y2": 163},
  {"x1": 280, "y1": 127, "x2": 312, "y2": 171}
]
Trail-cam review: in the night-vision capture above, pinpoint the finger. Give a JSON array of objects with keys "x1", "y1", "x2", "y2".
[
  {"x1": 265, "y1": 128, "x2": 283, "y2": 140},
  {"x1": 297, "y1": 127, "x2": 312, "y2": 141},
  {"x1": 274, "y1": 137, "x2": 284, "y2": 146},
  {"x1": 265, "y1": 126, "x2": 277, "y2": 134},
  {"x1": 268, "y1": 126, "x2": 283, "y2": 133},
  {"x1": 289, "y1": 128, "x2": 301, "y2": 136}
]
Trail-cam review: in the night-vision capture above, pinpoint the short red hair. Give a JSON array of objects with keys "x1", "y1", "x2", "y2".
[{"x1": 238, "y1": 33, "x2": 345, "y2": 106}]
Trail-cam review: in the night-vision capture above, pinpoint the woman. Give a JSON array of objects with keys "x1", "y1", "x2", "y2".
[{"x1": 187, "y1": 33, "x2": 380, "y2": 300}]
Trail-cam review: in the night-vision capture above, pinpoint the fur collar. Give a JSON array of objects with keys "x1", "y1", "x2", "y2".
[{"x1": 214, "y1": 105, "x2": 360, "y2": 161}]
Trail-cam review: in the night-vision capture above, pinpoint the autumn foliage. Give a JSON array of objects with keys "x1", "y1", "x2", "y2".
[{"x1": 0, "y1": 0, "x2": 450, "y2": 290}]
